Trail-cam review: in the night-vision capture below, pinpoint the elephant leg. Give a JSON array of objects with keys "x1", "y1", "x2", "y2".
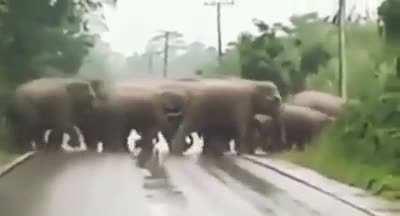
[
  {"x1": 234, "y1": 124, "x2": 246, "y2": 154},
  {"x1": 202, "y1": 135, "x2": 212, "y2": 155},
  {"x1": 259, "y1": 133, "x2": 272, "y2": 153},
  {"x1": 82, "y1": 128, "x2": 99, "y2": 151},
  {"x1": 275, "y1": 117, "x2": 287, "y2": 149},
  {"x1": 183, "y1": 134, "x2": 194, "y2": 152},
  {"x1": 47, "y1": 128, "x2": 63, "y2": 151},
  {"x1": 116, "y1": 127, "x2": 131, "y2": 152},
  {"x1": 65, "y1": 126, "x2": 81, "y2": 149},
  {"x1": 101, "y1": 121, "x2": 125, "y2": 152},
  {"x1": 121, "y1": 128, "x2": 132, "y2": 153},
  {"x1": 163, "y1": 130, "x2": 173, "y2": 148},
  {"x1": 32, "y1": 127, "x2": 46, "y2": 150},
  {"x1": 245, "y1": 126, "x2": 257, "y2": 155},
  {"x1": 231, "y1": 109, "x2": 253, "y2": 155},
  {"x1": 268, "y1": 120, "x2": 287, "y2": 152},
  {"x1": 106, "y1": 131, "x2": 126, "y2": 153},
  {"x1": 170, "y1": 120, "x2": 194, "y2": 155},
  {"x1": 220, "y1": 136, "x2": 232, "y2": 154},
  {"x1": 164, "y1": 116, "x2": 183, "y2": 150},
  {"x1": 235, "y1": 124, "x2": 253, "y2": 155},
  {"x1": 203, "y1": 135, "x2": 225, "y2": 157},
  {"x1": 297, "y1": 141, "x2": 305, "y2": 151},
  {"x1": 296, "y1": 134, "x2": 309, "y2": 151},
  {"x1": 135, "y1": 138, "x2": 144, "y2": 150},
  {"x1": 46, "y1": 125, "x2": 78, "y2": 151},
  {"x1": 101, "y1": 135, "x2": 112, "y2": 152}
]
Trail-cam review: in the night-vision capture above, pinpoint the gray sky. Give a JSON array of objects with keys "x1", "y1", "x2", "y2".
[{"x1": 101, "y1": 0, "x2": 382, "y2": 56}]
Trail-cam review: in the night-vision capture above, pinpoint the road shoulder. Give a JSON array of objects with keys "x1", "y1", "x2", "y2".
[{"x1": 242, "y1": 155, "x2": 400, "y2": 216}]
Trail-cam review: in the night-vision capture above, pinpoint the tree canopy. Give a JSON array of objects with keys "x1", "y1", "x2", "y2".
[{"x1": 0, "y1": 0, "x2": 115, "y2": 85}]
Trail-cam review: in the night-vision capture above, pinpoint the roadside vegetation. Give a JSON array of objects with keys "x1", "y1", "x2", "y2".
[
  {"x1": 203, "y1": 0, "x2": 400, "y2": 200},
  {"x1": 0, "y1": 0, "x2": 115, "y2": 164}
]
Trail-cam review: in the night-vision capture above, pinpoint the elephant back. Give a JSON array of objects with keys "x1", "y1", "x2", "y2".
[
  {"x1": 281, "y1": 104, "x2": 332, "y2": 135},
  {"x1": 291, "y1": 91, "x2": 345, "y2": 117}
]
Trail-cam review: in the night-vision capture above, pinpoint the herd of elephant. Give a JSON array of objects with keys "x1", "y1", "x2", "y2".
[{"x1": 5, "y1": 77, "x2": 345, "y2": 167}]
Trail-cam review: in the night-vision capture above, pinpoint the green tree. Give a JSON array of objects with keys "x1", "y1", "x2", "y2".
[
  {"x1": 221, "y1": 15, "x2": 335, "y2": 96},
  {"x1": 0, "y1": 0, "x2": 115, "y2": 85},
  {"x1": 232, "y1": 22, "x2": 289, "y2": 96},
  {"x1": 378, "y1": 0, "x2": 400, "y2": 77},
  {"x1": 378, "y1": 0, "x2": 400, "y2": 42}
]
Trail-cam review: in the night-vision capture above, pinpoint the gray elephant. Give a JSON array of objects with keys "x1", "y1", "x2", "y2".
[
  {"x1": 117, "y1": 79, "x2": 194, "y2": 147},
  {"x1": 291, "y1": 91, "x2": 345, "y2": 117},
  {"x1": 76, "y1": 81, "x2": 190, "y2": 167},
  {"x1": 256, "y1": 104, "x2": 334, "y2": 151},
  {"x1": 169, "y1": 79, "x2": 283, "y2": 155},
  {"x1": 7, "y1": 78, "x2": 98, "y2": 153}
]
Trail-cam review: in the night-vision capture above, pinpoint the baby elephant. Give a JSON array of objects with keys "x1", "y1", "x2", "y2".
[{"x1": 256, "y1": 104, "x2": 334, "y2": 151}]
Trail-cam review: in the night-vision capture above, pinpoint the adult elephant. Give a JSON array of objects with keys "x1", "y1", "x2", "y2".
[
  {"x1": 77, "y1": 81, "x2": 190, "y2": 167},
  {"x1": 256, "y1": 104, "x2": 334, "y2": 151},
  {"x1": 169, "y1": 79, "x2": 284, "y2": 155},
  {"x1": 116, "y1": 79, "x2": 193, "y2": 147},
  {"x1": 7, "y1": 78, "x2": 98, "y2": 153},
  {"x1": 291, "y1": 91, "x2": 345, "y2": 117},
  {"x1": 78, "y1": 79, "x2": 189, "y2": 150}
]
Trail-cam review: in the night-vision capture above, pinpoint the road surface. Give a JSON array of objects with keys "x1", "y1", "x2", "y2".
[{"x1": 0, "y1": 151, "x2": 373, "y2": 216}]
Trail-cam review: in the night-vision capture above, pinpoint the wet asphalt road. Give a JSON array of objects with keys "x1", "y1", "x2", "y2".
[{"x1": 0, "y1": 152, "x2": 370, "y2": 216}]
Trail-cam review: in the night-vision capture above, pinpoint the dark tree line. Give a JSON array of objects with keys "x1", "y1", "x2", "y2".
[{"x1": 0, "y1": 0, "x2": 115, "y2": 86}]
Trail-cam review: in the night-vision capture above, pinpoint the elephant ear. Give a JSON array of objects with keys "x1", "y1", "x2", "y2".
[
  {"x1": 89, "y1": 79, "x2": 108, "y2": 100},
  {"x1": 90, "y1": 79, "x2": 102, "y2": 91}
]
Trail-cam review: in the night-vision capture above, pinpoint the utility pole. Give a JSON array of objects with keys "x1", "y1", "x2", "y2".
[
  {"x1": 163, "y1": 32, "x2": 170, "y2": 78},
  {"x1": 151, "y1": 30, "x2": 184, "y2": 78},
  {"x1": 217, "y1": 3, "x2": 222, "y2": 65},
  {"x1": 147, "y1": 52, "x2": 153, "y2": 74},
  {"x1": 205, "y1": 0, "x2": 234, "y2": 66},
  {"x1": 338, "y1": 0, "x2": 347, "y2": 100}
]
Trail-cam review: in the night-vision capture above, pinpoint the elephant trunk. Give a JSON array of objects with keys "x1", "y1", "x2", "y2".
[{"x1": 169, "y1": 122, "x2": 189, "y2": 155}]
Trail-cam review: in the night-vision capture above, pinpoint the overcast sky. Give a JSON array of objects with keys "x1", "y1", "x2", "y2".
[{"x1": 101, "y1": 0, "x2": 382, "y2": 56}]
